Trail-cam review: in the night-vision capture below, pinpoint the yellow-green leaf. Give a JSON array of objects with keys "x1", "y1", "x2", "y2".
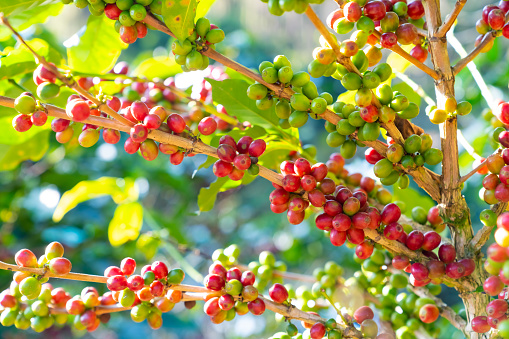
[
  {"x1": 162, "y1": 0, "x2": 198, "y2": 42},
  {"x1": 196, "y1": 0, "x2": 215, "y2": 20},
  {"x1": 109, "y1": 202, "x2": 143, "y2": 247},
  {"x1": 53, "y1": 177, "x2": 138, "y2": 222}
]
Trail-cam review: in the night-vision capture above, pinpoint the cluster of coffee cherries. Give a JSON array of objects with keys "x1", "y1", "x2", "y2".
[
  {"x1": 171, "y1": 17, "x2": 225, "y2": 72},
  {"x1": 11, "y1": 92, "x2": 48, "y2": 133},
  {"x1": 475, "y1": 2, "x2": 509, "y2": 53},
  {"x1": 103, "y1": 258, "x2": 186, "y2": 329},
  {"x1": 371, "y1": 133, "x2": 443, "y2": 187},
  {"x1": 262, "y1": 0, "x2": 325, "y2": 16},
  {"x1": 213, "y1": 135, "x2": 267, "y2": 180},
  {"x1": 246, "y1": 251, "x2": 288, "y2": 291},
  {"x1": 269, "y1": 157, "x2": 335, "y2": 225},
  {"x1": 480, "y1": 149, "x2": 509, "y2": 204},
  {"x1": 428, "y1": 97, "x2": 472, "y2": 124},
  {"x1": 203, "y1": 262, "x2": 266, "y2": 323},
  {"x1": 11, "y1": 243, "x2": 72, "y2": 300},
  {"x1": 326, "y1": 1, "x2": 427, "y2": 61},
  {"x1": 392, "y1": 234, "x2": 475, "y2": 286}
]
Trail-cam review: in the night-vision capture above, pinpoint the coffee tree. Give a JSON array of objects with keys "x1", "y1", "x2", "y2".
[{"x1": 1, "y1": 0, "x2": 509, "y2": 337}]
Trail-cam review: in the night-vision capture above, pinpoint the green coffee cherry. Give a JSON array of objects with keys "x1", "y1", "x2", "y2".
[
  {"x1": 356, "y1": 16, "x2": 375, "y2": 34},
  {"x1": 414, "y1": 154, "x2": 425, "y2": 166},
  {"x1": 337, "y1": 119, "x2": 356, "y2": 135},
  {"x1": 332, "y1": 101, "x2": 345, "y2": 114},
  {"x1": 341, "y1": 72, "x2": 362, "y2": 90},
  {"x1": 248, "y1": 163, "x2": 260, "y2": 175},
  {"x1": 278, "y1": 66, "x2": 293, "y2": 83},
  {"x1": 279, "y1": 0, "x2": 296, "y2": 11},
  {"x1": 362, "y1": 122, "x2": 380, "y2": 141},
  {"x1": 390, "y1": 95, "x2": 409, "y2": 112},
  {"x1": 398, "y1": 102, "x2": 419, "y2": 119},
  {"x1": 37, "y1": 82, "x2": 60, "y2": 100},
  {"x1": 308, "y1": 59, "x2": 327, "y2": 78},
  {"x1": 262, "y1": 67, "x2": 278, "y2": 83},
  {"x1": 196, "y1": 17, "x2": 210, "y2": 37},
  {"x1": 268, "y1": 0, "x2": 284, "y2": 16},
  {"x1": 362, "y1": 72, "x2": 381, "y2": 89},
  {"x1": 131, "y1": 304, "x2": 150, "y2": 322},
  {"x1": 376, "y1": 84, "x2": 393, "y2": 105},
  {"x1": 256, "y1": 96, "x2": 274, "y2": 110},
  {"x1": 311, "y1": 97, "x2": 328, "y2": 114},
  {"x1": 423, "y1": 148, "x2": 443, "y2": 165},
  {"x1": 14, "y1": 314, "x2": 31, "y2": 330},
  {"x1": 387, "y1": 143, "x2": 404, "y2": 163},
  {"x1": 288, "y1": 110, "x2": 308, "y2": 128},
  {"x1": 335, "y1": 18, "x2": 355, "y2": 34},
  {"x1": 129, "y1": 4, "x2": 146, "y2": 20},
  {"x1": 119, "y1": 11, "x2": 136, "y2": 26},
  {"x1": 393, "y1": 1, "x2": 408, "y2": 16},
  {"x1": 259, "y1": 61, "x2": 274, "y2": 73},
  {"x1": 381, "y1": 12, "x2": 399, "y2": 32},
  {"x1": 279, "y1": 118, "x2": 291, "y2": 129},
  {"x1": 120, "y1": 288, "x2": 136, "y2": 307},
  {"x1": 74, "y1": 0, "x2": 89, "y2": 8},
  {"x1": 348, "y1": 111, "x2": 365, "y2": 127},
  {"x1": 355, "y1": 88, "x2": 372, "y2": 107},
  {"x1": 325, "y1": 120, "x2": 336, "y2": 133},
  {"x1": 400, "y1": 155, "x2": 415, "y2": 168},
  {"x1": 324, "y1": 62, "x2": 337, "y2": 77},
  {"x1": 419, "y1": 133, "x2": 433, "y2": 153},
  {"x1": 19, "y1": 277, "x2": 41, "y2": 300},
  {"x1": 290, "y1": 71, "x2": 310, "y2": 87},
  {"x1": 275, "y1": 100, "x2": 291, "y2": 119},
  {"x1": 340, "y1": 139, "x2": 357, "y2": 159},
  {"x1": 342, "y1": 103, "x2": 356, "y2": 118},
  {"x1": 290, "y1": 93, "x2": 310, "y2": 111},
  {"x1": 185, "y1": 50, "x2": 203, "y2": 70},
  {"x1": 302, "y1": 81, "x2": 319, "y2": 99},
  {"x1": 172, "y1": 39, "x2": 193, "y2": 56},
  {"x1": 273, "y1": 55, "x2": 291, "y2": 69},
  {"x1": 326, "y1": 132, "x2": 346, "y2": 147},
  {"x1": 205, "y1": 29, "x2": 225, "y2": 44},
  {"x1": 404, "y1": 134, "x2": 422, "y2": 154},
  {"x1": 320, "y1": 92, "x2": 333, "y2": 105},
  {"x1": 336, "y1": 63, "x2": 349, "y2": 76},
  {"x1": 381, "y1": 170, "x2": 400, "y2": 185},
  {"x1": 247, "y1": 83, "x2": 268, "y2": 100},
  {"x1": 379, "y1": 105, "x2": 396, "y2": 123},
  {"x1": 412, "y1": 206, "x2": 428, "y2": 224},
  {"x1": 167, "y1": 268, "x2": 185, "y2": 284},
  {"x1": 14, "y1": 94, "x2": 36, "y2": 114},
  {"x1": 351, "y1": 30, "x2": 369, "y2": 49},
  {"x1": 373, "y1": 63, "x2": 392, "y2": 82},
  {"x1": 457, "y1": 101, "x2": 472, "y2": 116},
  {"x1": 352, "y1": 50, "x2": 369, "y2": 73},
  {"x1": 374, "y1": 158, "x2": 394, "y2": 178}
]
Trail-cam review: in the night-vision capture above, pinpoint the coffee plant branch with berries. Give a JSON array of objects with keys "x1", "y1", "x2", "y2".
[{"x1": 2, "y1": 0, "x2": 509, "y2": 338}]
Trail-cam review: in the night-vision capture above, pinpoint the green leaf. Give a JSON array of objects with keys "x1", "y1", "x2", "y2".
[
  {"x1": 0, "y1": 0, "x2": 58, "y2": 16},
  {"x1": 197, "y1": 176, "x2": 228, "y2": 212},
  {"x1": 109, "y1": 202, "x2": 143, "y2": 247},
  {"x1": 132, "y1": 56, "x2": 182, "y2": 79},
  {"x1": 207, "y1": 78, "x2": 298, "y2": 143},
  {"x1": 337, "y1": 89, "x2": 355, "y2": 105},
  {"x1": 392, "y1": 82, "x2": 421, "y2": 106},
  {"x1": 66, "y1": 15, "x2": 127, "y2": 74},
  {"x1": 0, "y1": 38, "x2": 61, "y2": 80},
  {"x1": 195, "y1": 0, "x2": 215, "y2": 20},
  {"x1": 162, "y1": 0, "x2": 198, "y2": 42},
  {"x1": 259, "y1": 142, "x2": 297, "y2": 170},
  {"x1": 53, "y1": 177, "x2": 139, "y2": 222},
  {"x1": 4, "y1": 2, "x2": 63, "y2": 32},
  {"x1": 0, "y1": 115, "x2": 50, "y2": 145},
  {"x1": 0, "y1": 130, "x2": 49, "y2": 171}
]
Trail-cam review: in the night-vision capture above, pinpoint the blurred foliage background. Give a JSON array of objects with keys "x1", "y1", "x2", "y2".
[{"x1": 0, "y1": 0, "x2": 508, "y2": 338}]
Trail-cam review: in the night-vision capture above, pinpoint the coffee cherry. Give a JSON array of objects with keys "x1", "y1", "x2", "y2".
[
  {"x1": 364, "y1": 1, "x2": 387, "y2": 20},
  {"x1": 120, "y1": 25, "x2": 137, "y2": 44},
  {"x1": 248, "y1": 298, "x2": 265, "y2": 315},
  {"x1": 236, "y1": 136, "x2": 253, "y2": 154},
  {"x1": 487, "y1": 299, "x2": 508, "y2": 319},
  {"x1": 204, "y1": 274, "x2": 225, "y2": 291},
  {"x1": 419, "y1": 304, "x2": 439, "y2": 323},
  {"x1": 107, "y1": 275, "x2": 128, "y2": 291},
  {"x1": 383, "y1": 222, "x2": 403, "y2": 240},
  {"x1": 79, "y1": 129, "x2": 100, "y2": 148},
  {"x1": 471, "y1": 316, "x2": 490, "y2": 333},
  {"x1": 66, "y1": 99, "x2": 90, "y2": 121},
  {"x1": 248, "y1": 139, "x2": 266, "y2": 157},
  {"x1": 269, "y1": 283, "x2": 289, "y2": 303},
  {"x1": 282, "y1": 174, "x2": 301, "y2": 192},
  {"x1": 19, "y1": 277, "x2": 41, "y2": 299},
  {"x1": 12, "y1": 114, "x2": 33, "y2": 132},
  {"x1": 65, "y1": 298, "x2": 85, "y2": 316},
  {"x1": 484, "y1": 276, "x2": 504, "y2": 296},
  {"x1": 233, "y1": 154, "x2": 251, "y2": 170},
  {"x1": 355, "y1": 241, "x2": 374, "y2": 259},
  {"x1": 347, "y1": 228, "x2": 365, "y2": 244},
  {"x1": 213, "y1": 160, "x2": 234, "y2": 177},
  {"x1": 406, "y1": 230, "x2": 424, "y2": 250},
  {"x1": 445, "y1": 262, "x2": 465, "y2": 279},
  {"x1": 438, "y1": 244, "x2": 456, "y2": 263},
  {"x1": 354, "y1": 306, "x2": 374, "y2": 323},
  {"x1": 410, "y1": 263, "x2": 429, "y2": 281},
  {"x1": 209, "y1": 263, "x2": 227, "y2": 279},
  {"x1": 49, "y1": 257, "x2": 72, "y2": 274},
  {"x1": 104, "y1": 266, "x2": 123, "y2": 277},
  {"x1": 381, "y1": 203, "x2": 401, "y2": 225},
  {"x1": 15, "y1": 249, "x2": 38, "y2": 268},
  {"x1": 310, "y1": 322, "x2": 326, "y2": 339},
  {"x1": 14, "y1": 94, "x2": 37, "y2": 114},
  {"x1": 198, "y1": 117, "x2": 217, "y2": 135}
]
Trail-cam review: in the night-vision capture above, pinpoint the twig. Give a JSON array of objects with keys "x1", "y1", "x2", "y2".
[
  {"x1": 436, "y1": 0, "x2": 468, "y2": 37},
  {"x1": 452, "y1": 10, "x2": 509, "y2": 76},
  {"x1": 0, "y1": 14, "x2": 134, "y2": 127},
  {"x1": 448, "y1": 31, "x2": 497, "y2": 112},
  {"x1": 372, "y1": 31, "x2": 439, "y2": 80}
]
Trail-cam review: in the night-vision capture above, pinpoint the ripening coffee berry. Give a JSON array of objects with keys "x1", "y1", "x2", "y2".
[
  {"x1": 15, "y1": 249, "x2": 38, "y2": 268},
  {"x1": 419, "y1": 304, "x2": 439, "y2": 323},
  {"x1": 438, "y1": 243, "x2": 456, "y2": 263},
  {"x1": 49, "y1": 257, "x2": 72, "y2": 274},
  {"x1": 269, "y1": 283, "x2": 289, "y2": 303},
  {"x1": 66, "y1": 99, "x2": 90, "y2": 121},
  {"x1": 353, "y1": 306, "x2": 374, "y2": 323},
  {"x1": 12, "y1": 114, "x2": 33, "y2": 132}
]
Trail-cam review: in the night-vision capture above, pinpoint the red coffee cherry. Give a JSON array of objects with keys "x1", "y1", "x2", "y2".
[
  {"x1": 353, "y1": 306, "x2": 374, "y2": 323},
  {"x1": 121, "y1": 257, "x2": 136, "y2": 276},
  {"x1": 248, "y1": 139, "x2": 266, "y2": 157},
  {"x1": 269, "y1": 283, "x2": 289, "y2": 303},
  {"x1": 419, "y1": 304, "x2": 439, "y2": 323},
  {"x1": 438, "y1": 243, "x2": 456, "y2": 263},
  {"x1": 392, "y1": 255, "x2": 410, "y2": 270},
  {"x1": 66, "y1": 99, "x2": 90, "y2": 121}
]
